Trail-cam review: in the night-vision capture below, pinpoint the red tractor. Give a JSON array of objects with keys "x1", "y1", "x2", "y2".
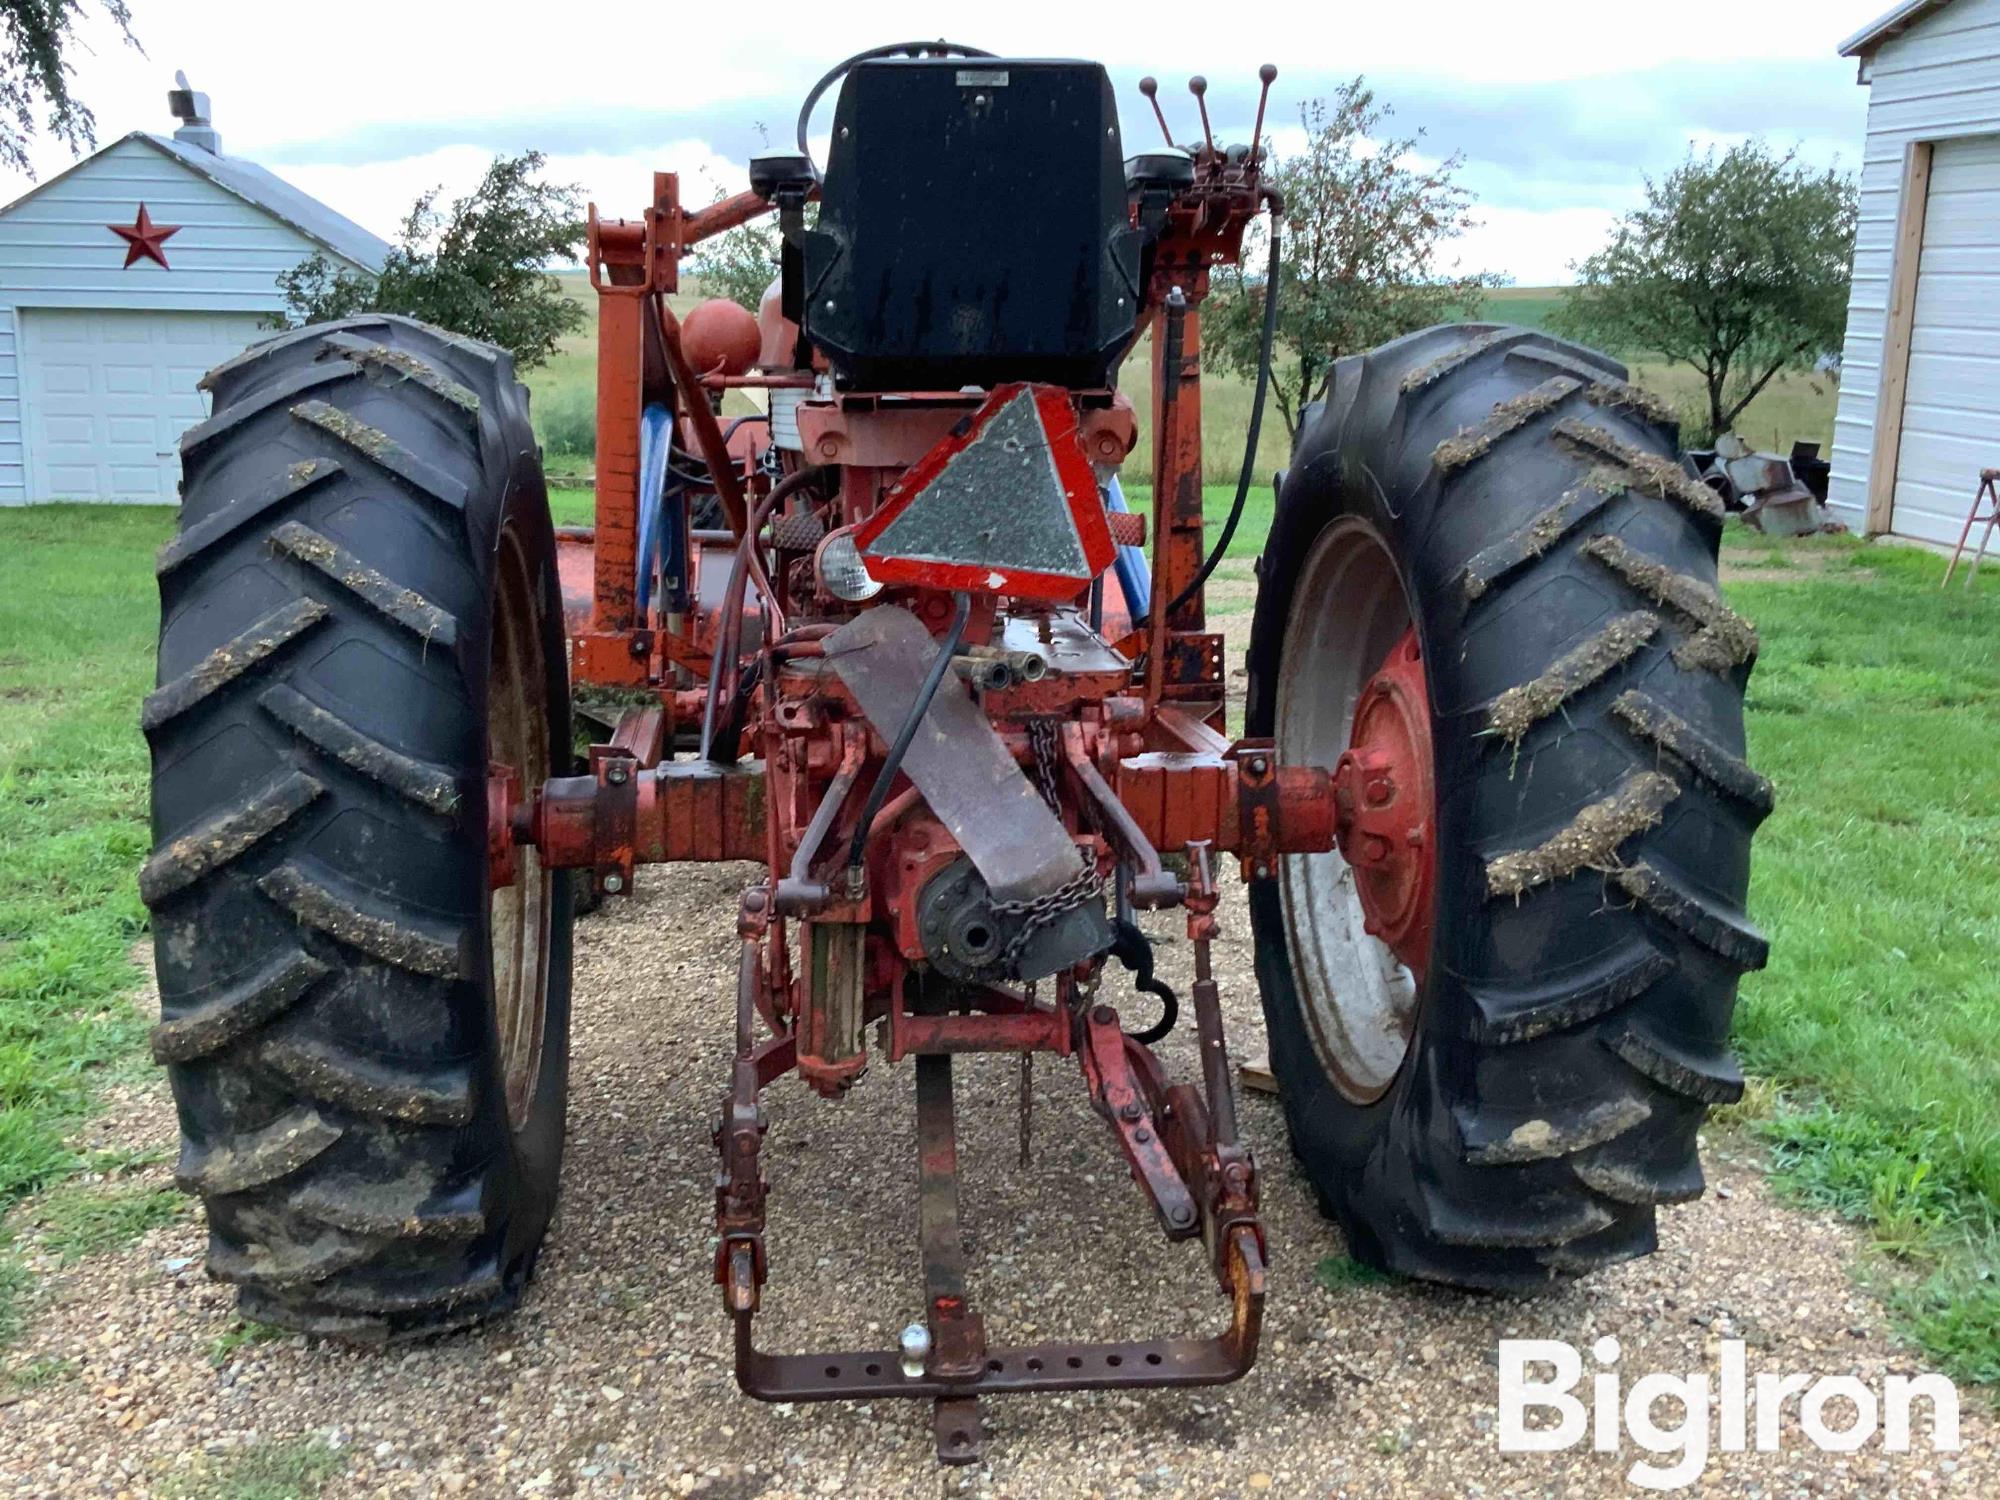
[{"x1": 143, "y1": 44, "x2": 1767, "y2": 1464}]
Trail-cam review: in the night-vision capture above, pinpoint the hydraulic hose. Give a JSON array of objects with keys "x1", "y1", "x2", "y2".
[
  {"x1": 1111, "y1": 917, "x2": 1180, "y2": 1045},
  {"x1": 845, "y1": 591, "x2": 972, "y2": 869},
  {"x1": 698, "y1": 464, "x2": 832, "y2": 762},
  {"x1": 1159, "y1": 212, "x2": 1283, "y2": 624}
]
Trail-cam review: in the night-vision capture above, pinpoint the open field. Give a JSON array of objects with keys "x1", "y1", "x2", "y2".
[
  {"x1": 1475, "y1": 284, "x2": 1569, "y2": 334},
  {"x1": 528, "y1": 277, "x2": 1841, "y2": 485},
  {"x1": 1470, "y1": 289, "x2": 1842, "y2": 451}
]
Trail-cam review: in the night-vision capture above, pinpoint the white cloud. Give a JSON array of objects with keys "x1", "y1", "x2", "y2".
[
  {"x1": 1455, "y1": 206, "x2": 1626, "y2": 287},
  {"x1": 1, "y1": 0, "x2": 1894, "y2": 282},
  {"x1": 272, "y1": 141, "x2": 749, "y2": 250}
]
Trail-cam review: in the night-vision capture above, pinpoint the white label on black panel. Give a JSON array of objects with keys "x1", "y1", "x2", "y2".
[{"x1": 956, "y1": 69, "x2": 1010, "y2": 87}]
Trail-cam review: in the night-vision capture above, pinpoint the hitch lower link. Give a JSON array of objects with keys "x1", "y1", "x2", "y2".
[{"x1": 714, "y1": 850, "x2": 1267, "y2": 1467}]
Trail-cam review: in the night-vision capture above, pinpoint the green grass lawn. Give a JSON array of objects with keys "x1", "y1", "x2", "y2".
[
  {"x1": 0, "y1": 506, "x2": 168, "y2": 1335},
  {"x1": 1725, "y1": 531, "x2": 2000, "y2": 1386},
  {"x1": 549, "y1": 487, "x2": 594, "y2": 527},
  {"x1": 0, "y1": 501, "x2": 1992, "y2": 1391}
]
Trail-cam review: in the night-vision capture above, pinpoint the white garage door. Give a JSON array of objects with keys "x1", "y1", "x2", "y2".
[
  {"x1": 1894, "y1": 135, "x2": 2000, "y2": 544},
  {"x1": 20, "y1": 308, "x2": 267, "y2": 503}
]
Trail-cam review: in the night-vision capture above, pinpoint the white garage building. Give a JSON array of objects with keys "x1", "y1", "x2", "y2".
[
  {"x1": 1830, "y1": 0, "x2": 2000, "y2": 542},
  {"x1": 0, "y1": 85, "x2": 388, "y2": 506}
]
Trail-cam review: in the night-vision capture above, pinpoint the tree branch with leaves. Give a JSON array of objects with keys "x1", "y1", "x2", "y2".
[
  {"x1": 688, "y1": 212, "x2": 781, "y2": 312},
  {"x1": 1552, "y1": 141, "x2": 1857, "y2": 445},
  {"x1": 3, "y1": 0, "x2": 139, "y2": 176},
  {"x1": 1206, "y1": 82, "x2": 1498, "y2": 436},
  {"x1": 273, "y1": 151, "x2": 586, "y2": 369}
]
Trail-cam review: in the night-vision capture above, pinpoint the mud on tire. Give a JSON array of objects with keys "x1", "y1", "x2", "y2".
[
  {"x1": 1246, "y1": 324, "x2": 1770, "y2": 1289},
  {"x1": 144, "y1": 316, "x2": 572, "y2": 1339}
]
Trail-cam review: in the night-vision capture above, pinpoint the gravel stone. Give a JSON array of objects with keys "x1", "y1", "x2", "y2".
[{"x1": 0, "y1": 784, "x2": 1990, "y2": 1496}]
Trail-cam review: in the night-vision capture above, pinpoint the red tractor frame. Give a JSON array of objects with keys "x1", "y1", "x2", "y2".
[
  {"x1": 529, "y1": 65, "x2": 1347, "y2": 1461},
  {"x1": 145, "y1": 44, "x2": 1764, "y2": 1470}
]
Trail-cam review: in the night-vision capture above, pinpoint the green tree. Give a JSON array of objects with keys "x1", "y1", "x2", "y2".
[
  {"x1": 688, "y1": 215, "x2": 780, "y2": 311},
  {"x1": 273, "y1": 151, "x2": 586, "y2": 368},
  {"x1": 1206, "y1": 82, "x2": 1496, "y2": 436},
  {"x1": 3, "y1": 0, "x2": 138, "y2": 175},
  {"x1": 1552, "y1": 141, "x2": 1858, "y2": 444}
]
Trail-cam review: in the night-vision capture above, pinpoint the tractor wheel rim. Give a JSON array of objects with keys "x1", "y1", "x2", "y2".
[
  {"x1": 488, "y1": 520, "x2": 553, "y2": 1132},
  {"x1": 1275, "y1": 518, "x2": 1435, "y2": 1105}
]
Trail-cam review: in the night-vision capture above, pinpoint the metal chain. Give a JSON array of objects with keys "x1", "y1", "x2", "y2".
[
  {"x1": 1026, "y1": 716, "x2": 1063, "y2": 813},
  {"x1": 991, "y1": 858, "x2": 1103, "y2": 972},
  {"x1": 991, "y1": 717, "x2": 1103, "y2": 972}
]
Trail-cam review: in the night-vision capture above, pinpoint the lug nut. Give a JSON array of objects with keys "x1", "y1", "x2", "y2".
[{"x1": 602, "y1": 874, "x2": 624, "y2": 894}]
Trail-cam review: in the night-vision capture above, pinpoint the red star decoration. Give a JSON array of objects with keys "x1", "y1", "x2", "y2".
[{"x1": 108, "y1": 204, "x2": 181, "y2": 269}]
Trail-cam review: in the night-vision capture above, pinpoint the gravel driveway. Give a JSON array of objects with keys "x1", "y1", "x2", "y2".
[{"x1": 0, "y1": 857, "x2": 1989, "y2": 1498}]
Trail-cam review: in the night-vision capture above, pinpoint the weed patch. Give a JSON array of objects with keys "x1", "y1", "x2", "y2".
[
  {"x1": 160, "y1": 1437, "x2": 345, "y2": 1500},
  {"x1": 29, "y1": 1181, "x2": 186, "y2": 1264},
  {"x1": 1315, "y1": 1255, "x2": 1390, "y2": 1291}
]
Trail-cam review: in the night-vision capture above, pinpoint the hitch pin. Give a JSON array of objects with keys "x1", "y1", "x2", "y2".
[{"x1": 900, "y1": 1322, "x2": 931, "y2": 1379}]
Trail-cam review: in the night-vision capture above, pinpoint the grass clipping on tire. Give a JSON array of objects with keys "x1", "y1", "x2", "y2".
[
  {"x1": 1485, "y1": 771, "x2": 1680, "y2": 899},
  {"x1": 1486, "y1": 612, "x2": 1661, "y2": 746}
]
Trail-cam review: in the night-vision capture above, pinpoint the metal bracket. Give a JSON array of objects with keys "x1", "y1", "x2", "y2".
[
  {"x1": 1059, "y1": 722, "x2": 1182, "y2": 908},
  {"x1": 585, "y1": 746, "x2": 637, "y2": 895},
  {"x1": 774, "y1": 736, "x2": 865, "y2": 915},
  {"x1": 1081, "y1": 1004, "x2": 1198, "y2": 1237}
]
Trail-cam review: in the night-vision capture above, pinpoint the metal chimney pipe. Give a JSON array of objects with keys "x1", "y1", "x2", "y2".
[{"x1": 167, "y1": 72, "x2": 220, "y2": 154}]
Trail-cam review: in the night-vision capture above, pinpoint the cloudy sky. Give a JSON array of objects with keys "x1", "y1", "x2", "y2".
[{"x1": 4, "y1": 0, "x2": 1894, "y2": 285}]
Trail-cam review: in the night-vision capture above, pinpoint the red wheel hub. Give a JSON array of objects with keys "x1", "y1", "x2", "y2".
[
  {"x1": 488, "y1": 761, "x2": 523, "y2": 890},
  {"x1": 1332, "y1": 627, "x2": 1436, "y2": 979}
]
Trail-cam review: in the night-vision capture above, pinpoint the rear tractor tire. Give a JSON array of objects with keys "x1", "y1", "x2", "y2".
[
  {"x1": 1247, "y1": 324, "x2": 1770, "y2": 1289},
  {"x1": 144, "y1": 316, "x2": 573, "y2": 1339}
]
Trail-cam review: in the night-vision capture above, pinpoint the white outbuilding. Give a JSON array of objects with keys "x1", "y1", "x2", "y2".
[
  {"x1": 1829, "y1": 0, "x2": 2000, "y2": 542},
  {"x1": 0, "y1": 81, "x2": 389, "y2": 506}
]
